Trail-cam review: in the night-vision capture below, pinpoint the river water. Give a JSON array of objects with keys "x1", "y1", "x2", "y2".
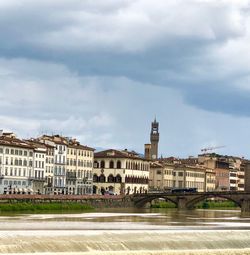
[{"x1": 0, "y1": 208, "x2": 250, "y2": 255}]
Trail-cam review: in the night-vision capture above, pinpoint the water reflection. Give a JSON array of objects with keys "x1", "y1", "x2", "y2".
[{"x1": 0, "y1": 208, "x2": 249, "y2": 230}]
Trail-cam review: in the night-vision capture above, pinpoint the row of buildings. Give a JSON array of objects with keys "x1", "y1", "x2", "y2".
[
  {"x1": 0, "y1": 131, "x2": 94, "y2": 195},
  {"x1": 146, "y1": 119, "x2": 246, "y2": 192},
  {"x1": 149, "y1": 155, "x2": 246, "y2": 192},
  {"x1": 0, "y1": 119, "x2": 247, "y2": 195},
  {"x1": 0, "y1": 131, "x2": 149, "y2": 195}
]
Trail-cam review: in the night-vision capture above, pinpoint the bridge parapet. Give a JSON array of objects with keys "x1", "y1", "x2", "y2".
[{"x1": 132, "y1": 191, "x2": 250, "y2": 212}]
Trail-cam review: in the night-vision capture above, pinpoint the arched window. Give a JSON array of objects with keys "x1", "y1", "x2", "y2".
[
  {"x1": 101, "y1": 160, "x2": 105, "y2": 168},
  {"x1": 109, "y1": 161, "x2": 114, "y2": 169},
  {"x1": 99, "y1": 174, "x2": 106, "y2": 183},
  {"x1": 93, "y1": 174, "x2": 98, "y2": 182},
  {"x1": 117, "y1": 161, "x2": 121, "y2": 169},
  {"x1": 108, "y1": 174, "x2": 114, "y2": 183},
  {"x1": 116, "y1": 174, "x2": 122, "y2": 183}
]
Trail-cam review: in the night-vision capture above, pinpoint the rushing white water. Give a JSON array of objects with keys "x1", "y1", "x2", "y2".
[{"x1": 0, "y1": 209, "x2": 250, "y2": 254}]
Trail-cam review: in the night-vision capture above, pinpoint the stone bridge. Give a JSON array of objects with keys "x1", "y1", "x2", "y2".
[{"x1": 132, "y1": 191, "x2": 250, "y2": 212}]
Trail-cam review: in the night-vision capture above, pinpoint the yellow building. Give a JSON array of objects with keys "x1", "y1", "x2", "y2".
[
  {"x1": 149, "y1": 159, "x2": 216, "y2": 192},
  {"x1": 66, "y1": 139, "x2": 94, "y2": 195}
]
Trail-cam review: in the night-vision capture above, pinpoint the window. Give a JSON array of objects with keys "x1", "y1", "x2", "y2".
[
  {"x1": 108, "y1": 174, "x2": 114, "y2": 183},
  {"x1": 99, "y1": 174, "x2": 106, "y2": 183},
  {"x1": 109, "y1": 161, "x2": 114, "y2": 169},
  {"x1": 100, "y1": 161, "x2": 105, "y2": 168},
  {"x1": 116, "y1": 174, "x2": 122, "y2": 183},
  {"x1": 93, "y1": 174, "x2": 98, "y2": 182},
  {"x1": 117, "y1": 161, "x2": 121, "y2": 169},
  {"x1": 94, "y1": 161, "x2": 99, "y2": 168}
]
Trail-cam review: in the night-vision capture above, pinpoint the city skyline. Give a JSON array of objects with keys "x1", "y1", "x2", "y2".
[{"x1": 1, "y1": 1, "x2": 250, "y2": 158}]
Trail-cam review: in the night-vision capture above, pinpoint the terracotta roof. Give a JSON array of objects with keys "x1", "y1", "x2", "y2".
[
  {"x1": 24, "y1": 140, "x2": 47, "y2": 151},
  {"x1": 94, "y1": 149, "x2": 148, "y2": 161},
  {"x1": 0, "y1": 136, "x2": 34, "y2": 149},
  {"x1": 68, "y1": 143, "x2": 95, "y2": 151},
  {"x1": 38, "y1": 135, "x2": 95, "y2": 151}
]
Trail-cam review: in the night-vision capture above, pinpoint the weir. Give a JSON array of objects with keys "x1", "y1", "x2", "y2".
[{"x1": 0, "y1": 230, "x2": 250, "y2": 254}]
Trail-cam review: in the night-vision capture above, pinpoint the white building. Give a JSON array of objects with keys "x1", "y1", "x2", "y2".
[
  {"x1": 25, "y1": 140, "x2": 47, "y2": 194},
  {"x1": 93, "y1": 149, "x2": 150, "y2": 195},
  {"x1": 0, "y1": 133, "x2": 34, "y2": 194},
  {"x1": 38, "y1": 135, "x2": 67, "y2": 194}
]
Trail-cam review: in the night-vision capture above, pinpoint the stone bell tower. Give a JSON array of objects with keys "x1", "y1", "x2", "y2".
[{"x1": 150, "y1": 118, "x2": 159, "y2": 160}]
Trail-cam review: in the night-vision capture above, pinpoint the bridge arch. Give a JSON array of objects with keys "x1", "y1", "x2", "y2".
[
  {"x1": 133, "y1": 195, "x2": 177, "y2": 208},
  {"x1": 185, "y1": 194, "x2": 241, "y2": 209}
]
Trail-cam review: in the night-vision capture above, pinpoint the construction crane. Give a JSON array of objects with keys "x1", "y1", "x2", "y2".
[{"x1": 201, "y1": 145, "x2": 226, "y2": 153}]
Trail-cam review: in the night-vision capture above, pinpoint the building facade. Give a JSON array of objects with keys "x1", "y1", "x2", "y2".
[
  {"x1": 44, "y1": 144, "x2": 55, "y2": 194},
  {"x1": 0, "y1": 133, "x2": 34, "y2": 194},
  {"x1": 149, "y1": 159, "x2": 216, "y2": 192},
  {"x1": 93, "y1": 149, "x2": 150, "y2": 195},
  {"x1": 198, "y1": 154, "x2": 245, "y2": 191},
  {"x1": 25, "y1": 140, "x2": 47, "y2": 194},
  {"x1": 66, "y1": 139, "x2": 94, "y2": 195}
]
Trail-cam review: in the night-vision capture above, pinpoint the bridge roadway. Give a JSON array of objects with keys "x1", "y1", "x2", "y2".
[{"x1": 132, "y1": 191, "x2": 250, "y2": 212}]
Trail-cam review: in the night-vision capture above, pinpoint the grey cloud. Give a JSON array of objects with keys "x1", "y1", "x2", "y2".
[
  {"x1": 1, "y1": 1, "x2": 250, "y2": 156},
  {"x1": 0, "y1": 0, "x2": 249, "y2": 119}
]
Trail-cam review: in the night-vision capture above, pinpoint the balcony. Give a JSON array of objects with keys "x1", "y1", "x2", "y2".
[
  {"x1": 29, "y1": 177, "x2": 46, "y2": 182},
  {"x1": 66, "y1": 173, "x2": 77, "y2": 180}
]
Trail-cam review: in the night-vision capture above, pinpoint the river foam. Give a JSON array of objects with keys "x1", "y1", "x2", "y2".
[
  {"x1": 0, "y1": 230, "x2": 250, "y2": 254},
  {"x1": 4, "y1": 250, "x2": 250, "y2": 255}
]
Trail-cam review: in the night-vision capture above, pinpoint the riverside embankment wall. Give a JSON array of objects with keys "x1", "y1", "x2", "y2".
[{"x1": 0, "y1": 194, "x2": 134, "y2": 208}]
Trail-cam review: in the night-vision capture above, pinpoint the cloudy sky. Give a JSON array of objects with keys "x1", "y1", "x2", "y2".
[{"x1": 1, "y1": 0, "x2": 250, "y2": 157}]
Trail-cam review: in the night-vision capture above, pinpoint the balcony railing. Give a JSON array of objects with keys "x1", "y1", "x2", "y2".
[
  {"x1": 66, "y1": 173, "x2": 77, "y2": 180},
  {"x1": 29, "y1": 177, "x2": 46, "y2": 182}
]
